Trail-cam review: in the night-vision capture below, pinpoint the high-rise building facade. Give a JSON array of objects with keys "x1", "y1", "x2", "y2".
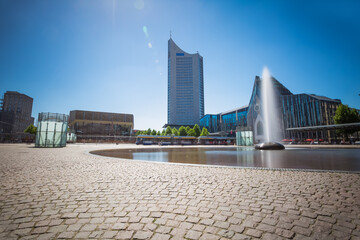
[
  {"x1": 0, "y1": 91, "x2": 34, "y2": 133},
  {"x1": 167, "y1": 38, "x2": 204, "y2": 127}
]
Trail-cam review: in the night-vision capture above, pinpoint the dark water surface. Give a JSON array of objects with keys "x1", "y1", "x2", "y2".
[{"x1": 91, "y1": 147, "x2": 360, "y2": 172}]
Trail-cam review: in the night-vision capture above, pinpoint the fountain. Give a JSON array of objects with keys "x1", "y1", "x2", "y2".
[{"x1": 255, "y1": 67, "x2": 285, "y2": 150}]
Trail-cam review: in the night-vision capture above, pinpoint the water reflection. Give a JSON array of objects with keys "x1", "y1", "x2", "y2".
[{"x1": 91, "y1": 147, "x2": 360, "y2": 172}]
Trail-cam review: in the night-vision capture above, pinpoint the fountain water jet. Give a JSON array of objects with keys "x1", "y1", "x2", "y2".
[{"x1": 255, "y1": 67, "x2": 285, "y2": 150}]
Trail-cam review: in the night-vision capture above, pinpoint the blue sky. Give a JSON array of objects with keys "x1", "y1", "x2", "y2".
[{"x1": 1, "y1": 0, "x2": 359, "y2": 130}]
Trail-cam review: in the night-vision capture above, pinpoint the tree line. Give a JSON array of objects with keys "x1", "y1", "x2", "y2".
[{"x1": 136, "y1": 124, "x2": 209, "y2": 137}]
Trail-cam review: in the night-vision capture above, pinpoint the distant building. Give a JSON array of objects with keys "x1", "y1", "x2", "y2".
[
  {"x1": 0, "y1": 91, "x2": 34, "y2": 133},
  {"x1": 167, "y1": 38, "x2": 204, "y2": 128},
  {"x1": 69, "y1": 110, "x2": 134, "y2": 137}
]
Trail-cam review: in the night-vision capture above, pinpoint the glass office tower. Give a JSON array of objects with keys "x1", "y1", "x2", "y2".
[{"x1": 167, "y1": 38, "x2": 204, "y2": 126}]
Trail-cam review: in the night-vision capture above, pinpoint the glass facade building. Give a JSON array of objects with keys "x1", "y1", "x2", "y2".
[
  {"x1": 281, "y1": 94, "x2": 341, "y2": 140},
  {"x1": 167, "y1": 38, "x2": 204, "y2": 126},
  {"x1": 35, "y1": 112, "x2": 68, "y2": 148},
  {"x1": 199, "y1": 114, "x2": 218, "y2": 133},
  {"x1": 200, "y1": 106, "x2": 248, "y2": 135}
]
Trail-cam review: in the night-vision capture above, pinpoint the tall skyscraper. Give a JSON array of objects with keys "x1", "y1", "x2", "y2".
[{"x1": 167, "y1": 38, "x2": 204, "y2": 127}]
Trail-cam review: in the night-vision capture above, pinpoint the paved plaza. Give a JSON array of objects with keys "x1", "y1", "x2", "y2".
[{"x1": 0, "y1": 144, "x2": 359, "y2": 239}]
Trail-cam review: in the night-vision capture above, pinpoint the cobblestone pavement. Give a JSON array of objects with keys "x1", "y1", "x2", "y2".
[{"x1": 0, "y1": 144, "x2": 359, "y2": 240}]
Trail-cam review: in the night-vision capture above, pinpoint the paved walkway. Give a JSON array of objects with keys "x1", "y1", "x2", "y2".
[{"x1": 0, "y1": 144, "x2": 359, "y2": 239}]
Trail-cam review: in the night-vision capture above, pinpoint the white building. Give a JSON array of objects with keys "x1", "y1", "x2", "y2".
[{"x1": 167, "y1": 38, "x2": 204, "y2": 127}]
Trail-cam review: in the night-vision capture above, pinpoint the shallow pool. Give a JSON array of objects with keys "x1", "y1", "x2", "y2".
[{"x1": 91, "y1": 147, "x2": 360, "y2": 172}]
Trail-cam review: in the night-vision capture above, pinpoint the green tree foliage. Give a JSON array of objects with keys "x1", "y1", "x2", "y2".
[
  {"x1": 179, "y1": 126, "x2": 187, "y2": 136},
  {"x1": 334, "y1": 104, "x2": 360, "y2": 138},
  {"x1": 172, "y1": 128, "x2": 179, "y2": 136},
  {"x1": 24, "y1": 124, "x2": 37, "y2": 135},
  {"x1": 334, "y1": 104, "x2": 360, "y2": 124},
  {"x1": 151, "y1": 129, "x2": 157, "y2": 135},
  {"x1": 135, "y1": 130, "x2": 142, "y2": 136},
  {"x1": 146, "y1": 128, "x2": 152, "y2": 135},
  {"x1": 161, "y1": 129, "x2": 166, "y2": 136},
  {"x1": 200, "y1": 127, "x2": 209, "y2": 136},
  {"x1": 187, "y1": 129, "x2": 196, "y2": 136},
  {"x1": 193, "y1": 124, "x2": 201, "y2": 137},
  {"x1": 157, "y1": 131, "x2": 161, "y2": 136},
  {"x1": 185, "y1": 126, "x2": 191, "y2": 134},
  {"x1": 165, "y1": 126, "x2": 172, "y2": 135}
]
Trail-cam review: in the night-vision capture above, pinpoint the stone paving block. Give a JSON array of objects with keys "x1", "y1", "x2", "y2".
[
  {"x1": 18, "y1": 222, "x2": 34, "y2": 229},
  {"x1": 90, "y1": 217, "x2": 104, "y2": 224},
  {"x1": 81, "y1": 223, "x2": 97, "y2": 231},
  {"x1": 144, "y1": 223, "x2": 157, "y2": 231},
  {"x1": 199, "y1": 233, "x2": 220, "y2": 240},
  {"x1": 88, "y1": 231, "x2": 104, "y2": 238},
  {"x1": 318, "y1": 215, "x2": 337, "y2": 224},
  {"x1": 112, "y1": 222, "x2": 128, "y2": 230},
  {"x1": 48, "y1": 225, "x2": 67, "y2": 233},
  {"x1": 275, "y1": 228, "x2": 295, "y2": 238},
  {"x1": 115, "y1": 230, "x2": 133, "y2": 239},
  {"x1": 232, "y1": 233, "x2": 252, "y2": 240},
  {"x1": 214, "y1": 220, "x2": 230, "y2": 229},
  {"x1": 151, "y1": 233, "x2": 171, "y2": 240},
  {"x1": 245, "y1": 228, "x2": 263, "y2": 238},
  {"x1": 37, "y1": 233, "x2": 57, "y2": 240},
  {"x1": 185, "y1": 229, "x2": 202, "y2": 239},
  {"x1": 127, "y1": 223, "x2": 144, "y2": 231},
  {"x1": 192, "y1": 224, "x2": 206, "y2": 232},
  {"x1": 218, "y1": 229, "x2": 235, "y2": 238},
  {"x1": 57, "y1": 231, "x2": 75, "y2": 239},
  {"x1": 292, "y1": 226, "x2": 311, "y2": 237},
  {"x1": 179, "y1": 221, "x2": 193, "y2": 230},
  {"x1": 74, "y1": 231, "x2": 91, "y2": 239},
  {"x1": 61, "y1": 212, "x2": 78, "y2": 219},
  {"x1": 133, "y1": 230, "x2": 153, "y2": 239},
  {"x1": 155, "y1": 225, "x2": 171, "y2": 234},
  {"x1": 103, "y1": 230, "x2": 118, "y2": 238}
]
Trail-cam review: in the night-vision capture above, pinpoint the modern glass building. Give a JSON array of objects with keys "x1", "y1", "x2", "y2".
[
  {"x1": 200, "y1": 106, "x2": 248, "y2": 135},
  {"x1": 167, "y1": 38, "x2": 204, "y2": 127},
  {"x1": 281, "y1": 94, "x2": 341, "y2": 140}
]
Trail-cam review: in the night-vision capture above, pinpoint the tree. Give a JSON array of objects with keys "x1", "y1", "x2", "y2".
[
  {"x1": 187, "y1": 129, "x2": 196, "y2": 136},
  {"x1": 200, "y1": 127, "x2": 209, "y2": 136},
  {"x1": 179, "y1": 126, "x2": 187, "y2": 136},
  {"x1": 161, "y1": 129, "x2": 166, "y2": 136},
  {"x1": 165, "y1": 126, "x2": 172, "y2": 135},
  {"x1": 193, "y1": 124, "x2": 201, "y2": 137},
  {"x1": 172, "y1": 128, "x2": 179, "y2": 136},
  {"x1": 157, "y1": 131, "x2": 161, "y2": 136},
  {"x1": 24, "y1": 124, "x2": 37, "y2": 135},
  {"x1": 334, "y1": 104, "x2": 360, "y2": 140},
  {"x1": 135, "y1": 130, "x2": 142, "y2": 136},
  {"x1": 151, "y1": 129, "x2": 157, "y2": 135},
  {"x1": 185, "y1": 126, "x2": 191, "y2": 135},
  {"x1": 146, "y1": 128, "x2": 152, "y2": 135}
]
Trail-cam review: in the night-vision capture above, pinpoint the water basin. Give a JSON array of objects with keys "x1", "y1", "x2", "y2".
[{"x1": 91, "y1": 147, "x2": 360, "y2": 172}]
